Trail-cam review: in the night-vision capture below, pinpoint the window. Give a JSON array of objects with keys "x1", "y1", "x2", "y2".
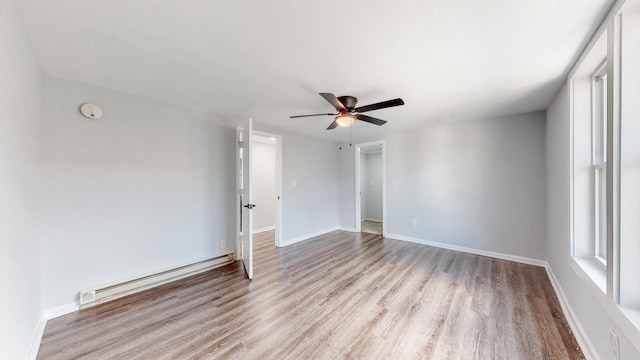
[
  {"x1": 570, "y1": 0, "x2": 640, "y2": 337},
  {"x1": 592, "y1": 64, "x2": 607, "y2": 267},
  {"x1": 569, "y1": 29, "x2": 607, "y2": 292}
]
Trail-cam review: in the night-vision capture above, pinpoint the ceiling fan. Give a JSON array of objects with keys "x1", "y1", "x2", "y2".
[{"x1": 290, "y1": 93, "x2": 404, "y2": 130}]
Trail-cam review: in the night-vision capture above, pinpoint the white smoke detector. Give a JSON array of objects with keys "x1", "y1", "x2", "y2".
[{"x1": 79, "y1": 103, "x2": 104, "y2": 119}]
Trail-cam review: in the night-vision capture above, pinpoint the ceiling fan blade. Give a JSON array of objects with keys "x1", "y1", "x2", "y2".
[
  {"x1": 354, "y1": 98, "x2": 404, "y2": 113},
  {"x1": 326, "y1": 119, "x2": 339, "y2": 130},
  {"x1": 355, "y1": 114, "x2": 387, "y2": 126},
  {"x1": 290, "y1": 113, "x2": 337, "y2": 118},
  {"x1": 319, "y1": 93, "x2": 346, "y2": 111}
]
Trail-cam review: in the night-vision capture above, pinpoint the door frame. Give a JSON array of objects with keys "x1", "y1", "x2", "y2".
[
  {"x1": 236, "y1": 119, "x2": 254, "y2": 279},
  {"x1": 354, "y1": 140, "x2": 386, "y2": 235},
  {"x1": 252, "y1": 130, "x2": 283, "y2": 247}
]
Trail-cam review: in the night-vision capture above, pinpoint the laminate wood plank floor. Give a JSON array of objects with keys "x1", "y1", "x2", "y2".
[
  {"x1": 37, "y1": 231, "x2": 584, "y2": 359},
  {"x1": 361, "y1": 220, "x2": 383, "y2": 235}
]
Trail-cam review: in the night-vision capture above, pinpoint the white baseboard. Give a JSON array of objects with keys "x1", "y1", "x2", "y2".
[
  {"x1": 29, "y1": 315, "x2": 46, "y2": 360},
  {"x1": 252, "y1": 226, "x2": 275, "y2": 234},
  {"x1": 385, "y1": 232, "x2": 547, "y2": 267},
  {"x1": 544, "y1": 265, "x2": 599, "y2": 360},
  {"x1": 31, "y1": 303, "x2": 78, "y2": 359},
  {"x1": 43, "y1": 302, "x2": 79, "y2": 320},
  {"x1": 337, "y1": 226, "x2": 357, "y2": 232},
  {"x1": 362, "y1": 218, "x2": 382, "y2": 222},
  {"x1": 279, "y1": 226, "x2": 339, "y2": 247}
]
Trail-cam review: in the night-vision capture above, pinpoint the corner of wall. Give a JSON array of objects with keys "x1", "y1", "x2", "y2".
[{"x1": 28, "y1": 315, "x2": 47, "y2": 360}]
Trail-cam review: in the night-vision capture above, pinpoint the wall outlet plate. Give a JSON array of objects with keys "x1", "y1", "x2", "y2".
[
  {"x1": 220, "y1": 239, "x2": 227, "y2": 249},
  {"x1": 609, "y1": 328, "x2": 620, "y2": 360}
]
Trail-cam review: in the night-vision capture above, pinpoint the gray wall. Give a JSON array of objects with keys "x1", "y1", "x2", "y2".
[
  {"x1": 619, "y1": 9, "x2": 640, "y2": 311},
  {"x1": 0, "y1": 1, "x2": 44, "y2": 358},
  {"x1": 252, "y1": 125, "x2": 339, "y2": 242},
  {"x1": 278, "y1": 129, "x2": 339, "y2": 242},
  {"x1": 338, "y1": 144, "x2": 356, "y2": 229},
  {"x1": 363, "y1": 153, "x2": 383, "y2": 221},
  {"x1": 39, "y1": 76, "x2": 236, "y2": 310},
  {"x1": 339, "y1": 111, "x2": 547, "y2": 260},
  {"x1": 546, "y1": 84, "x2": 640, "y2": 359},
  {"x1": 251, "y1": 139, "x2": 276, "y2": 232}
]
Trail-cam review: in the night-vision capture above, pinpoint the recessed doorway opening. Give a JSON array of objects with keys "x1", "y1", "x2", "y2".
[
  {"x1": 355, "y1": 141, "x2": 385, "y2": 235},
  {"x1": 251, "y1": 131, "x2": 282, "y2": 247}
]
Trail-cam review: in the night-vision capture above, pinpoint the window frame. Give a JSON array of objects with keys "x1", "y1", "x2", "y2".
[
  {"x1": 568, "y1": 0, "x2": 640, "y2": 348},
  {"x1": 591, "y1": 62, "x2": 608, "y2": 269}
]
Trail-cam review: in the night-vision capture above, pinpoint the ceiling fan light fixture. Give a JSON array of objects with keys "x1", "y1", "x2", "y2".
[
  {"x1": 336, "y1": 113, "x2": 355, "y2": 127},
  {"x1": 290, "y1": 93, "x2": 403, "y2": 130}
]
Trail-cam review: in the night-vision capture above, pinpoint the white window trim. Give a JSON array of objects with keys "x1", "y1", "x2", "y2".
[
  {"x1": 567, "y1": 0, "x2": 640, "y2": 352},
  {"x1": 569, "y1": 27, "x2": 608, "y2": 295},
  {"x1": 591, "y1": 63, "x2": 608, "y2": 269}
]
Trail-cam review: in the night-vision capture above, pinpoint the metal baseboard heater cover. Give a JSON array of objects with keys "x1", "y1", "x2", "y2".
[{"x1": 79, "y1": 252, "x2": 235, "y2": 309}]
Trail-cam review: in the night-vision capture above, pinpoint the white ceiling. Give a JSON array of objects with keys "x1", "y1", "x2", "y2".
[{"x1": 16, "y1": 0, "x2": 612, "y2": 142}]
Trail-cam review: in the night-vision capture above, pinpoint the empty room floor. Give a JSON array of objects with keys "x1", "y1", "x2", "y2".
[{"x1": 37, "y1": 231, "x2": 584, "y2": 359}]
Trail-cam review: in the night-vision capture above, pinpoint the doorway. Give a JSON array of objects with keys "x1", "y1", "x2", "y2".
[
  {"x1": 251, "y1": 131, "x2": 282, "y2": 247},
  {"x1": 355, "y1": 141, "x2": 385, "y2": 235}
]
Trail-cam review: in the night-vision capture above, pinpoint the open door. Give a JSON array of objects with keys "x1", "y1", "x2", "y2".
[{"x1": 237, "y1": 119, "x2": 254, "y2": 279}]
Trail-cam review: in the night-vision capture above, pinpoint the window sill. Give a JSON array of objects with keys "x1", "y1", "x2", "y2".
[
  {"x1": 570, "y1": 257, "x2": 606, "y2": 294},
  {"x1": 569, "y1": 257, "x2": 640, "y2": 353},
  {"x1": 620, "y1": 306, "x2": 640, "y2": 332}
]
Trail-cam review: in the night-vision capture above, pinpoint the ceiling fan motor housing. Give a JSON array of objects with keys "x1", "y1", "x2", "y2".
[{"x1": 337, "y1": 96, "x2": 358, "y2": 111}]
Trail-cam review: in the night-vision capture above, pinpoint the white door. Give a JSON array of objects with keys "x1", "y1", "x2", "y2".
[{"x1": 237, "y1": 119, "x2": 254, "y2": 279}]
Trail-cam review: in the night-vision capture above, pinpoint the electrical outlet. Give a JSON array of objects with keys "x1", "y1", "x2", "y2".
[
  {"x1": 220, "y1": 239, "x2": 227, "y2": 249},
  {"x1": 412, "y1": 219, "x2": 418, "y2": 227},
  {"x1": 609, "y1": 328, "x2": 620, "y2": 360}
]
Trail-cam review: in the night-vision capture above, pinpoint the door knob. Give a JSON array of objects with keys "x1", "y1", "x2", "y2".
[{"x1": 243, "y1": 204, "x2": 256, "y2": 209}]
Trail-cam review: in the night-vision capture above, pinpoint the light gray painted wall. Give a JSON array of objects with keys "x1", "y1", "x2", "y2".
[
  {"x1": 279, "y1": 130, "x2": 338, "y2": 241},
  {"x1": 0, "y1": 1, "x2": 44, "y2": 358},
  {"x1": 339, "y1": 112, "x2": 546, "y2": 259},
  {"x1": 39, "y1": 76, "x2": 236, "y2": 310},
  {"x1": 338, "y1": 144, "x2": 356, "y2": 229},
  {"x1": 253, "y1": 125, "x2": 339, "y2": 242},
  {"x1": 619, "y1": 9, "x2": 640, "y2": 310},
  {"x1": 251, "y1": 140, "x2": 276, "y2": 231},
  {"x1": 363, "y1": 153, "x2": 383, "y2": 221},
  {"x1": 546, "y1": 84, "x2": 640, "y2": 359}
]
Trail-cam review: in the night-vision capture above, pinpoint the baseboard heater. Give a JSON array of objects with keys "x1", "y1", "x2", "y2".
[{"x1": 79, "y1": 252, "x2": 235, "y2": 309}]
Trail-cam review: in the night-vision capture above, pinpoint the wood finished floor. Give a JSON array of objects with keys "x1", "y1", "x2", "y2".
[
  {"x1": 361, "y1": 220, "x2": 383, "y2": 235},
  {"x1": 37, "y1": 231, "x2": 584, "y2": 359}
]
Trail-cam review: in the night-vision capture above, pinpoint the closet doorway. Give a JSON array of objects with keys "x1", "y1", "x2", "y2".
[
  {"x1": 251, "y1": 132, "x2": 282, "y2": 246},
  {"x1": 355, "y1": 141, "x2": 385, "y2": 235}
]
